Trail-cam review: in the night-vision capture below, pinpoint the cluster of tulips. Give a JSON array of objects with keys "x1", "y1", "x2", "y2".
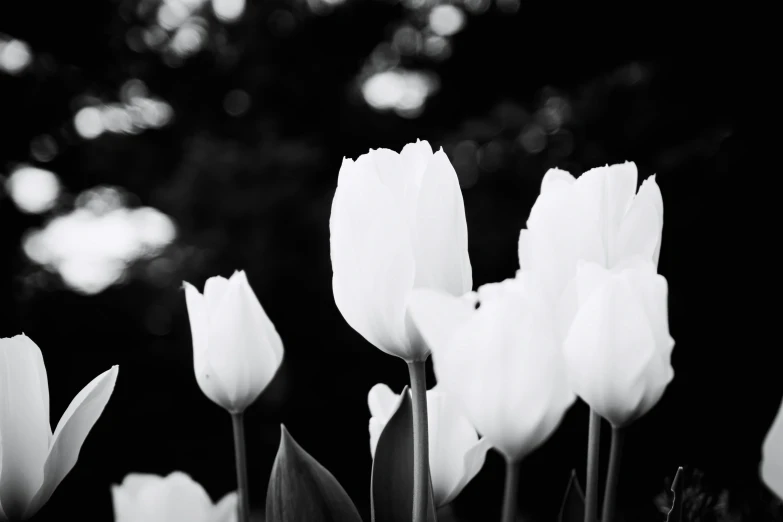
[{"x1": 2, "y1": 139, "x2": 782, "y2": 522}]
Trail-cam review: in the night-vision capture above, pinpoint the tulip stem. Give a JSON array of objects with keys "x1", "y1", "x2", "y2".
[
  {"x1": 501, "y1": 459, "x2": 521, "y2": 522},
  {"x1": 231, "y1": 412, "x2": 251, "y2": 522},
  {"x1": 584, "y1": 409, "x2": 602, "y2": 522},
  {"x1": 408, "y1": 360, "x2": 430, "y2": 522},
  {"x1": 602, "y1": 425, "x2": 625, "y2": 522}
]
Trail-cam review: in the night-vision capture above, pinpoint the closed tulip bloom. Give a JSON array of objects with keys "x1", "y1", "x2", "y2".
[
  {"x1": 0, "y1": 334, "x2": 118, "y2": 520},
  {"x1": 184, "y1": 271, "x2": 284, "y2": 414},
  {"x1": 112, "y1": 472, "x2": 237, "y2": 522},
  {"x1": 519, "y1": 162, "x2": 664, "y2": 313},
  {"x1": 762, "y1": 397, "x2": 783, "y2": 500},
  {"x1": 330, "y1": 140, "x2": 472, "y2": 362},
  {"x1": 368, "y1": 384, "x2": 491, "y2": 507},
  {"x1": 408, "y1": 273, "x2": 575, "y2": 463},
  {"x1": 563, "y1": 258, "x2": 674, "y2": 427}
]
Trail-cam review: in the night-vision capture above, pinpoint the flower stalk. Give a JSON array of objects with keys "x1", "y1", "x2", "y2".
[
  {"x1": 501, "y1": 459, "x2": 521, "y2": 522},
  {"x1": 602, "y1": 425, "x2": 626, "y2": 522},
  {"x1": 408, "y1": 360, "x2": 430, "y2": 522},
  {"x1": 584, "y1": 409, "x2": 602, "y2": 522},
  {"x1": 231, "y1": 412, "x2": 251, "y2": 522}
]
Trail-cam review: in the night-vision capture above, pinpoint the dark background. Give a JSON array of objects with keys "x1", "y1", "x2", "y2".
[{"x1": 0, "y1": 2, "x2": 776, "y2": 521}]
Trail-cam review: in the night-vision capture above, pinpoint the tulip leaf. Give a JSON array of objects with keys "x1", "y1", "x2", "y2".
[
  {"x1": 665, "y1": 466, "x2": 684, "y2": 522},
  {"x1": 557, "y1": 469, "x2": 585, "y2": 522},
  {"x1": 266, "y1": 424, "x2": 363, "y2": 522},
  {"x1": 371, "y1": 385, "x2": 438, "y2": 522}
]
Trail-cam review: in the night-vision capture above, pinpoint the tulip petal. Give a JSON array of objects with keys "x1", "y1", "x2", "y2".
[
  {"x1": 411, "y1": 148, "x2": 472, "y2": 295},
  {"x1": 184, "y1": 282, "x2": 232, "y2": 410},
  {"x1": 24, "y1": 365, "x2": 119, "y2": 518},
  {"x1": 213, "y1": 491, "x2": 238, "y2": 522},
  {"x1": 234, "y1": 271, "x2": 284, "y2": 374},
  {"x1": 407, "y1": 288, "x2": 475, "y2": 359},
  {"x1": 617, "y1": 175, "x2": 664, "y2": 266},
  {"x1": 540, "y1": 168, "x2": 576, "y2": 192},
  {"x1": 0, "y1": 335, "x2": 51, "y2": 519},
  {"x1": 762, "y1": 397, "x2": 783, "y2": 501},
  {"x1": 330, "y1": 157, "x2": 415, "y2": 358},
  {"x1": 112, "y1": 473, "x2": 161, "y2": 522},
  {"x1": 517, "y1": 229, "x2": 532, "y2": 272},
  {"x1": 427, "y1": 387, "x2": 488, "y2": 506},
  {"x1": 368, "y1": 384, "x2": 401, "y2": 457},
  {"x1": 203, "y1": 276, "x2": 231, "y2": 319},
  {"x1": 563, "y1": 276, "x2": 660, "y2": 427},
  {"x1": 432, "y1": 278, "x2": 575, "y2": 462},
  {"x1": 574, "y1": 162, "x2": 638, "y2": 261},
  {"x1": 137, "y1": 472, "x2": 213, "y2": 522}
]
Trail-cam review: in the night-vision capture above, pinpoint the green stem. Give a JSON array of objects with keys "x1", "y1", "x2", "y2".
[
  {"x1": 501, "y1": 459, "x2": 521, "y2": 522},
  {"x1": 584, "y1": 409, "x2": 602, "y2": 522},
  {"x1": 602, "y1": 426, "x2": 625, "y2": 522},
  {"x1": 231, "y1": 412, "x2": 251, "y2": 522},
  {"x1": 408, "y1": 360, "x2": 430, "y2": 522}
]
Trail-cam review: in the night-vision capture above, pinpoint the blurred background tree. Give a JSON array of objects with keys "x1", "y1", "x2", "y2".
[{"x1": 0, "y1": 2, "x2": 776, "y2": 521}]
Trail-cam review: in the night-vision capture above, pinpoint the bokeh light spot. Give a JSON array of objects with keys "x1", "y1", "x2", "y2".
[
  {"x1": 428, "y1": 5, "x2": 465, "y2": 36},
  {"x1": 0, "y1": 39, "x2": 32, "y2": 75},
  {"x1": 223, "y1": 89, "x2": 251, "y2": 116},
  {"x1": 74, "y1": 107, "x2": 105, "y2": 139},
  {"x1": 6, "y1": 166, "x2": 61, "y2": 214},
  {"x1": 212, "y1": 0, "x2": 246, "y2": 22}
]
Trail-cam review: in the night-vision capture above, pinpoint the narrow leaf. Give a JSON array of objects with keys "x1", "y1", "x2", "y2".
[
  {"x1": 558, "y1": 469, "x2": 586, "y2": 522},
  {"x1": 266, "y1": 424, "x2": 363, "y2": 522},
  {"x1": 665, "y1": 466, "x2": 684, "y2": 522},
  {"x1": 371, "y1": 385, "x2": 437, "y2": 522}
]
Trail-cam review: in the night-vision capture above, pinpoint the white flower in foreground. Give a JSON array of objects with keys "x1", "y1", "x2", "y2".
[
  {"x1": 762, "y1": 396, "x2": 783, "y2": 500},
  {"x1": 408, "y1": 273, "x2": 575, "y2": 463},
  {"x1": 184, "y1": 270, "x2": 284, "y2": 414},
  {"x1": 0, "y1": 334, "x2": 118, "y2": 520},
  {"x1": 112, "y1": 471, "x2": 237, "y2": 522},
  {"x1": 563, "y1": 258, "x2": 674, "y2": 427},
  {"x1": 330, "y1": 139, "x2": 472, "y2": 362},
  {"x1": 518, "y1": 162, "x2": 664, "y2": 312},
  {"x1": 368, "y1": 384, "x2": 490, "y2": 507}
]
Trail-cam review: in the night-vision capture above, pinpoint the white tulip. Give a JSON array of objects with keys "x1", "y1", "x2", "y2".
[
  {"x1": 408, "y1": 273, "x2": 575, "y2": 463},
  {"x1": 184, "y1": 270, "x2": 284, "y2": 414},
  {"x1": 519, "y1": 162, "x2": 664, "y2": 316},
  {"x1": 330, "y1": 140, "x2": 472, "y2": 362},
  {"x1": 368, "y1": 384, "x2": 491, "y2": 507},
  {"x1": 0, "y1": 334, "x2": 118, "y2": 520},
  {"x1": 112, "y1": 472, "x2": 237, "y2": 522},
  {"x1": 563, "y1": 258, "x2": 675, "y2": 427},
  {"x1": 762, "y1": 396, "x2": 783, "y2": 500}
]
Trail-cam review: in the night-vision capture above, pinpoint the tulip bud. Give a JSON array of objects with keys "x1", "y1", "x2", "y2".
[
  {"x1": 408, "y1": 273, "x2": 575, "y2": 463},
  {"x1": 0, "y1": 334, "x2": 118, "y2": 520},
  {"x1": 368, "y1": 384, "x2": 490, "y2": 507},
  {"x1": 329, "y1": 139, "x2": 472, "y2": 362},
  {"x1": 183, "y1": 270, "x2": 284, "y2": 414},
  {"x1": 563, "y1": 259, "x2": 675, "y2": 427},
  {"x1": 520, "y1": 162, "x2": 664, "y2": 307},
  {"x1": 111, "y1": 472, "x2": 237, "y2": 522}
]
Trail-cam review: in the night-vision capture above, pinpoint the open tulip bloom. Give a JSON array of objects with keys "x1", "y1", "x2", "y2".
[
  {"x1": 329, "y1": 139, "x2": 472, "y2": 362},
  {"x1": 368, "y1": 383, "x2": 491, "y2": 507},
  {"x1": 0, "y1": 334, "x2": 118, "y2": 521},
  {"x1": 112, "y1": 472, "x2": 237, "y2": 522}
]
